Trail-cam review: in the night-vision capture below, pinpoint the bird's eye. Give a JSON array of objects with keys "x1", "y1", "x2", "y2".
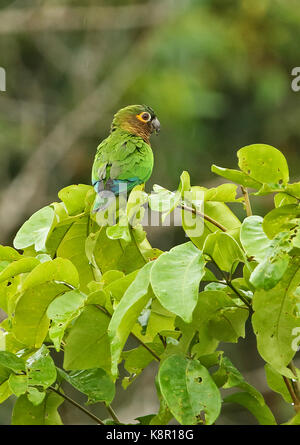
[{"x1": 137, "y1": 112, "x2": 151, "y2": 123}]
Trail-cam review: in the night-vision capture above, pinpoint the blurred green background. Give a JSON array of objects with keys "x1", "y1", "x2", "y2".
[{"x1": 0, "y1": 0, "x2": 299, "y2": 425}]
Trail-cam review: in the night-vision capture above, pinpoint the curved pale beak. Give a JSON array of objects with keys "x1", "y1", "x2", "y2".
[{"x1": 151, "y1": 117, "x2": 160, "y2": 134}]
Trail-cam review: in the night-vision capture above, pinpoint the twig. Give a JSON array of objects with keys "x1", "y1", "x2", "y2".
[
  {"x1": 130, "y1": 332, "x2": 161, "y2": 362},
  {"x1": 241, "y1": 186, "x2": 252, "y2": 217},
  {"x1": 105, "y1": 404, "x2": 121, "y2": 424},
  {"x1": 226, "y1": 281, "x2": 252, "y2": 311},
  {"x1": 288, "y1": 362, "x2": 300, "y2": 405},
  {"x1": 180, "y1": 204, "x2": 227, "y2": 232},
  {"x1": 208, "y1": 257, "x2": 252, "y2": 309},
  {"x1": 49, "y1": 386, "x2": 105, "y2": 425},
  {"x1": 283, "y1": 377, "x2": 300, "y2": 413},
  {"x1": 95, "y1": 305, "x2": 161, "y2": 363}
]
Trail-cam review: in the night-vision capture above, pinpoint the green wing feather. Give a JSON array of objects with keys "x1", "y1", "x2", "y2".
[{"x1": 92, "y1": 129, "x2": 154, "y2": 190}]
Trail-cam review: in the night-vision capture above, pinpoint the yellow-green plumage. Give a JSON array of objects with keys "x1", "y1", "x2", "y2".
[{"x1": 91, "y1": 105, "x2": 160, "y2": 212}]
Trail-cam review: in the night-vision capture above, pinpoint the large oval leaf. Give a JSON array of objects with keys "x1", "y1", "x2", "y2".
[
  {"x1": 238, "y1": 144, "x2": 289, "y2": 188},
  {"x1": 252, "y1": 258, "x2": 300, "y2": 378},
  {"x1": 63, "y1": 305, "x2": 111, "y2": 372},
  {"x1": 150, "y1": 242, "x2": 205, "y2": 323},
  {"x1": 240, "y1": 216, "x2": 271, "y2": 262},
  {"x1": 158, "y1": 354, "x2": 221, "y2": 425},
  {"x1": 108, "y1": 262, "x2": 154, "y2": 377},
  {"x1": 13, "y1": 206, "x2": 55, "y2": 252}
]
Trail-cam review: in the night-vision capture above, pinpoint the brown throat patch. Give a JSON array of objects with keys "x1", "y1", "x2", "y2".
[{"x1": 120, "y1": 117, "x2": 152, "y2": 144}]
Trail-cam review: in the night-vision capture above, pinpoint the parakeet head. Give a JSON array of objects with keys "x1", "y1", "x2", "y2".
[{"x1": 111, "y1": 105, "x2": 160, "y2": 143}]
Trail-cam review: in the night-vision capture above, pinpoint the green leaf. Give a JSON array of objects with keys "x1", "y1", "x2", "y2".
[
  {"x1": 64, "y1": 305, "x2": 111, "y2": 372},
  {"x1": 212, "y1": 356, "x2": 264, "y2": 404},
  {"x1": 252, "y1": 258, "x2": 300, "y2": 378},
  {"x1": 146, "y1": 300, "x2": 176, "y2": 340},
  {"x1": 149, "y1": 185, "x2": 180, "y2": 214},
  {"x1": 0, "y1": 351, "x2": 26, "y2": 372},
  {"x1": 57, "y1": 217, "x2": 95, "y2": 291},
  {"x1": 8, "y1": 373, "x2": 28, "y2": 396},
  {"x1": 104, "y1": 270, "x2": 139, "y2": 303},
  {"x1": 182, "y1": 200, "x2": 241, "y2": 250},
  {"x1": 224, "y1": 392, "x2": 276, "y2": 425},
  {"x1": 150, "y1": 242, "x2": 205, "y2": 323},
  {"x1": 285, "y1": 182, "x2": 300, "y2": 199},
  {"x1": 149, "y1": 171, "x2": 191, "y2": 221},
  {"x1": 240, "y1": 216, "x2": 271, "y2": 262},
  {"x1": 62, "y1": 368, "x2": 115, "y2": 405},
  {"x1": 0, "y1": 380, "x2": 12, "y2": 403},
  {"x1": 13, "y1": 258, "x2": 79, "y2": 347},
  {"x1": 88, "y1": 226, "x2": 147, "y2": 275},
  {"x1": 158, "y1": 354, "x2": 221, "y2": 425},
  {"x1": 13, "y1": 282, "x2": 68, "y2": 347},
  {"x1": 126, "y1": 185, "x2": 148, "y2": 227},
  {"x1": 274, "y1": 192, "x2": 298, "y2": 208},
  {"x1": 211, "y1": 165, "x2": 261, "y2": 189},
  {"x1": 0, "y1": 364, "x2": 12, "y2": 385},
  {"x1": 150, "y1": 392, "x2": 173, "y2": 425},
  {"x1": 58, "y1": 184, "x2": 93, "y2": 216},
  {"x1": 238, "y1": 144, "x2": 289, "y2": 189},
  {"x1": 47, "y1": 290, "x2": 87, "y2": 351},
  {"x1": 263, "y1": 204, "x2": 300, "y2": 239},
  {"x1": 11, "y1": 392, "x2": 63, "y2": 425},
  {"x1": 250, "y1": 254, "x2": 289, "y2": 291},
  {"x1": 106, "y1": 218, "x2": 131, "y2": 243},
  {"x1": 123, "y1": 342, "x2": 163, "y2": 383},
  {"x1": 27, "y1": 387, "x2": 46, "y2": 406},
  {"x1": 249, "y1": 231, "x2": 294, "y2": 290},
  {"x1": 208, "y1": 306, "x2": 249, "y2": 342},
  {"x1": 108, "y1": 262, "x2": 154, "y2": 377},
  {"x1": 13, "y1": 206, "x2": 55, "y2": 252},
  {"x1": 203, "y1": 232, "x2": 245, "y2": 273},
  {"x1": 19, "y1": 256, "x2": 79, "y2": 290},
  {"x1": 136, "y1": 414, "x2": 156, "y2": 425},
  {"x1": 0, "y1": 257, "x2": 40, "y2": 284},
  {"x1": 0, "y1": 246, "x2": 21, "y2": 262},
  {"x1": 264, "y1": 364, "x2": 293, "y2": 403},
  {"x1": 193, "y1": 291, "x2": 248, "y2": 343},
  {"x1": 202, "y1": 183, "x2": 238, "y2": 202},
  {"x1": 26, "y1": 345, "x2": 57, "y2": 389}
]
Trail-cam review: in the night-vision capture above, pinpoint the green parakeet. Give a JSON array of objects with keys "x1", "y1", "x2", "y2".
[{"x1": 91, "y1": 104, "x2": 160, "y2": 212}]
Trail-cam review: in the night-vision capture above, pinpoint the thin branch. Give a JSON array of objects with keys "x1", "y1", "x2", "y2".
[
  {"x1": 241, "y1": 186, "x2": 252, "y2": 217},
  {"x1": 49, "y1": 386, "x2": 105, "y2": 425},
  {"x1": 226, "y1": 281, "x2": 252, "y2": 310},
  {"x1": 95, "y1": 305, "x2": 161, "y2": 363},
  {"x1": 105, "y1": 404, "x2": 121, "y2": 424},
  {"x1": 208, "y1": 256, "x2": 252, "y2": 309},
  {"x1": 130, "y1": 332, "x2": 161, "y2": 362},
  {"x1": 288, "y1": 362, "x2": 300, "y2": 403},
  {"x1": 180, "y1": 204, "x2": 227, "y2": 232},
  {"x1": 283, "y1": 377, "x2": 300, "y2": 413}
]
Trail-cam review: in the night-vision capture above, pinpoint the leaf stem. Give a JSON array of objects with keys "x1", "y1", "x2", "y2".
[
  {"x1": 180, "y1": 204, "x2": 227, "y2": 232},
  {"x1": 130, "y1": 332, "x2": 161, "y2": 362},
  {"x1": 288, "y1": 362, "x2": 300, "y2": 400},
  {"x1": 241, "y1": 186, "x2": 252, "y2": 217},
  {"x1": 95, "y1": 305, "x2": 161, "y2": 363},
  {"x1": 49, "y1": 386, "x2": 105, "y2": 425},
  {"x1": 105, "y1": 404, "x2": 121, "y2": 424},
  {"x1": 283, "y1": 377, "x2": 300, "y2": 413},
  {"x1": 209, "y1": 257, "x2": 252, "y2": 310},
  {"x1": 226, "y1": 281, "x2": 252, "y2": 311}
]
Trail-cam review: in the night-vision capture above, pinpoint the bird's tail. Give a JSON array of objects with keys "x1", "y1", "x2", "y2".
[{"x1": 92, "y1": 190, "x2": 115, "y2": 213}]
